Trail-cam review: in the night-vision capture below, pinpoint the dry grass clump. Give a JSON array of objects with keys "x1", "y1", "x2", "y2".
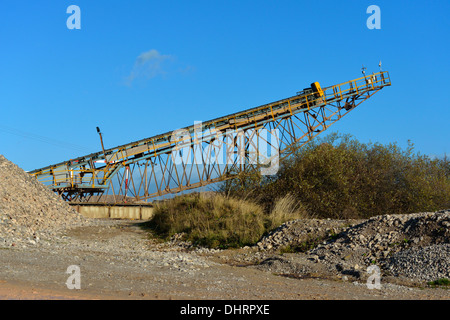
[
  {"x1": 147, "y1": 193, "x2": 265, "y2": 248},
  {"x1": 146, "y1": 192, "x2": 308, "y2": 248},
  {"x1": 267, "y1": 193, "x2": 311, "y2": 229}
]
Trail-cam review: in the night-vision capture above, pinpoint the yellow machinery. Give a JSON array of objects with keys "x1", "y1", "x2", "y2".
[{"x1": 30, "y1": 71, "x2": 391, "y2": 203}]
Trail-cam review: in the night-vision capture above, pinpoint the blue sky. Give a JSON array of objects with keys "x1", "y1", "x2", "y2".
[{"x1": 1, "y1": 0, "x2": 449, "y2": 171}]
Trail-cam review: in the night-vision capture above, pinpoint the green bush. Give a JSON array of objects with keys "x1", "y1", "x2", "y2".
[{"x1": 221, "y1": 133, "x2": 450, "y2": 219}]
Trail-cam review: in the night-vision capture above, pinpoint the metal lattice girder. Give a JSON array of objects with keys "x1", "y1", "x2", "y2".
[{"x1": 30, "y1": 71, "x2": 391, "y2": 203}]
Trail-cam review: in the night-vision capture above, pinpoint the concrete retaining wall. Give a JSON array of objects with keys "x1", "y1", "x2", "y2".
[{"x1": 71, "y1": 205, "x2": 154, "y2": 220}]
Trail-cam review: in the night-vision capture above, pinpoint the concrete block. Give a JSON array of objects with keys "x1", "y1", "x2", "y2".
[
  {"x1": 141, "y1": 207, "x2": 154, "y2": 220},
  {"x1": 79, "y1": 206, "x2": 110, "y2": 219},
  {"x1": 110, "y1": 206, "x2": 141, "y2": 220}
]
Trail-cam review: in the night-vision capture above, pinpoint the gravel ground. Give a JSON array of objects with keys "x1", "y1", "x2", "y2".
[{"x1": 1, "y1": 218, "x2": 449, "y2": 300}]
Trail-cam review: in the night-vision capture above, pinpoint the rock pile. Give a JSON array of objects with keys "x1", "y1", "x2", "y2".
[
  {"x1": 309, "y1": 211, "x2": 449, "y2": 264},
  {"x1": 256, "y1": 210, "x2": 450, "y2": 284},
  {"x1": 256, "y1": 218, "x2": 361, "y2": 252},
  {"x1": 384, "y1": 244, "x2": 450, "y2": 282},
  {"x1": 0, "y1": 155, "x2": 88, "y2": 247}
]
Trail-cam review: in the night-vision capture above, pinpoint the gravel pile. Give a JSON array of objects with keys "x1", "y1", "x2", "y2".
[
  {"x1": 302, "y1": 210, "x2": 449, "y2": 284},
  {"x1": 256, "y1": 218, "x2": 360, "y2": 251},
  {"x1": 255, "y1": 209, "x2": 450, "y2": 284},
  {"x1": 384, "y1": 244, "x2": 450, "y2": 282},
  {"x1": 0, "y1": 155, "x2": 90, "y2": 247}
]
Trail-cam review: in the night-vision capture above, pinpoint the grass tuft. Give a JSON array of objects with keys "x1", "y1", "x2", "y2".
[
  {"x1": 145, "y1": 192, "x2": 308, "y2": 249},
  {"x1": 427, "y1": 278, "x2": 450, "y2": 288}
]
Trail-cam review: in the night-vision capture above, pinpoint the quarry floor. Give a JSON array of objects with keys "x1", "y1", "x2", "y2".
[{"x1": 0, "y1": 220, "x2": 448, "y2": 301}]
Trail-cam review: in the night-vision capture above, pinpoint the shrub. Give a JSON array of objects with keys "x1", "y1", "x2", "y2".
[{"x1": 221, "y1": 133, "x2": 450, "y2": 219}]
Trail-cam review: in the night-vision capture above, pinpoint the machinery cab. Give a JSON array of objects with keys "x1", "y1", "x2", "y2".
[
  {"x1": 297, "y1": 82, "x2": 324, "y2": 98},
  {"x1": 311, "y1": 82, "x2": 324, "y2": 98},
  {"x1": 296, "y1": 82, "x2": 324, "y2": 107}
]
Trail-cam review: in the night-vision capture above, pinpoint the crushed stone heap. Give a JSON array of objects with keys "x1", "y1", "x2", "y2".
[
  {"x1": 309, "y1": 210, "x2": 450, "y2": 283},
  {"x1": 256, "y1": 209, "x2": 450, "y2": 284},
  {"x1": 0, "y1": 155, "x2": 88, "y2": 247}
]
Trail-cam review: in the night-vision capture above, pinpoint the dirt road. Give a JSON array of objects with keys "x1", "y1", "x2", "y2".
[{"x1": 0, "y1": 220, "x2": 448, "y2": 301}]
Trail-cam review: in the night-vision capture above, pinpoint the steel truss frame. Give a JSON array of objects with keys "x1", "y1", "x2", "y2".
[{"x1": 30, "y1": 71, "x2": 391, "y2": 203}]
